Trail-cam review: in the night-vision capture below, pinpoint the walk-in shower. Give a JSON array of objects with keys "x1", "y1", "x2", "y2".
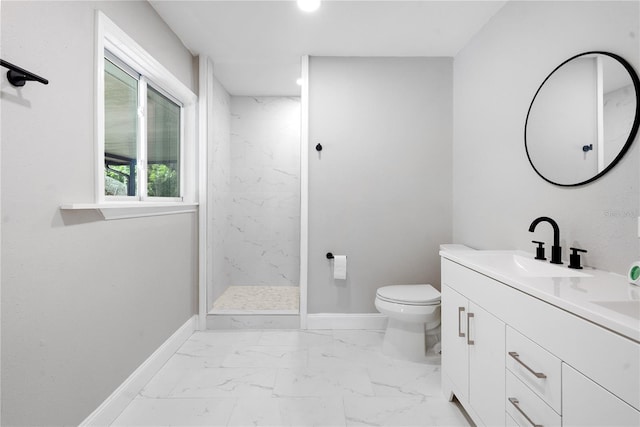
[{"x1": 209, "y1": 96, "x2": 301, "y2": 315}]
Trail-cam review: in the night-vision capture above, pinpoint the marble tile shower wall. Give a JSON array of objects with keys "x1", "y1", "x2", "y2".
[
  {"x1": 228, "y1": 97, "x2": 301, "y2": 286},
  {"x1": 210, "y1": 78, "x2": 232, "y2": 304}
]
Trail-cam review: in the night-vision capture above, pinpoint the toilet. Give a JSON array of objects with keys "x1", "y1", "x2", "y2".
[{"x1": 375, "y1": 284, "x2": 441, "y2": 362}]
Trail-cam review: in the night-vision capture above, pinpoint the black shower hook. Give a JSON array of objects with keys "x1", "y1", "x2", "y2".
[{"x1": 1, "y1": 59, "x2": 49, "y2": 87}]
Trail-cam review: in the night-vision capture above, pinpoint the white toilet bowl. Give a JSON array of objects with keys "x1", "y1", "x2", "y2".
[{"x1": 375, "y1": 284, "x2": 441, "y2": 362}]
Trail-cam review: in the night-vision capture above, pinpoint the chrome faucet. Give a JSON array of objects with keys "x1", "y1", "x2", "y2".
[{"x1": 528, "y1": 216, "x2": 563, "y2": 264}]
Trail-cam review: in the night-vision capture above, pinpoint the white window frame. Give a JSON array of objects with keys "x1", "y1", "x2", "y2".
[{"x1": 96, "y1": 11, "x2": 197, "y2": 206}]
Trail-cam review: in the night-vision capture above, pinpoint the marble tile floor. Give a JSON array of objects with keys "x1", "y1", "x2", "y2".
[
  {"x1": 111, "y1": 329, "x2": 471, "y2": 426},
  {"x1": 210, "y1": 286, "x2": 300, "y2": 314}
]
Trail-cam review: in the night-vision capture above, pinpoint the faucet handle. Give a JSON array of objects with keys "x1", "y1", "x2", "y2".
[
  {"x1": 568, "y1": 247, "x2": 587, "y2": 269},
  {"x1": 532, "y1": 240, "x2": 546, "y2": 260}
]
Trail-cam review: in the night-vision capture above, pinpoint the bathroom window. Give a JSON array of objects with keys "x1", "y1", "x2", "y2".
[
  {"x1": 104, "y1": 53, "x2": 182, "y2": 199},
  {"x1": 97, "y1": 11, "x2": 196, "y2": 204}
]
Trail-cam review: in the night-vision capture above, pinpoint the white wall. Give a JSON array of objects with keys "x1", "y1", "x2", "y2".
[
  {"x1": 308, "y1": 57, "x2": 453, "y2": 313},
  {"x1": 1, "y1": 2, "x2": 197, "y2": 425},
  {"x1": 228, "y1": 97, "x2": 301, "y2": 286},
  {"x1": 453, "y1": 0, "x2": 639, "y2": 274}
]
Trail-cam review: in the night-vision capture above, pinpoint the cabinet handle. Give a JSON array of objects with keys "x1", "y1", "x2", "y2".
[
  {"x1": 458, "y1": 307, "x2": 465, "y2": 337},
  {"x1": 508, "y1": 352, "x2": 547, "y2": 379},
  {"x1": 508, "y1": 397, "x2": 542, "y2": 427},
  {"x1": 466, "y1": 312, "x2": 475, "y2": 345}
]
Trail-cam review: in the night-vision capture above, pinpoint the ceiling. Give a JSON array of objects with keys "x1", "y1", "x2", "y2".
[{"x1": 150, "y1": 0, "x2": 507, "y2": 96}]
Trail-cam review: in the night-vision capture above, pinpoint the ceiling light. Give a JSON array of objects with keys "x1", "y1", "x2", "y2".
[
  {"x1": 296, "y1": 78, "x2": 303, "y2": 86},
  {"x1": 297, "y1": 0, "x2": 321, "y2": 13}
]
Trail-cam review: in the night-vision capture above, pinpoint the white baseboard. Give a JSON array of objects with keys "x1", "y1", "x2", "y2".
[
  {"x1": 306, "y1": 313, "x2": 388, "y2": 330},
  {"x1": 80, "y1": 315, "x2": 197, "y2": 426}
]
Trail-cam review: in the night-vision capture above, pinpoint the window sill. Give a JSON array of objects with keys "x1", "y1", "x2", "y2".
[{"x1": 60, "y1": 202, "x2": 198, "y2": 221}]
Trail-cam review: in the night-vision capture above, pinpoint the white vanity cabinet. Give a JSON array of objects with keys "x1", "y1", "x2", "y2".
[
  {"x1": 562, "y1": 363, "x2": 640, "y2": 427},
  {"x1": 506, "y1": 326, "x2": 562, "y2": 413},
  {"x1": 442, "y1": 285, "x2": 470, "y2": 402},
  {"x1": 505, "y1": 326, "x2": 562, "y2": 427},
  {"x1": 441, "y1": 255, "x2": 640, "y2": 427},
  {"x1": 442, "y1": 285, "x2": 505, "y2": 426},
  {"x1": 506, "y1": 370, "x2": 561, "y2": 427}
]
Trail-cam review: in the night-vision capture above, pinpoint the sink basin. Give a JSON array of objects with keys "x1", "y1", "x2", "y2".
[{"x1": 463, "y1": 251, "x2": 592, "y2": 278}]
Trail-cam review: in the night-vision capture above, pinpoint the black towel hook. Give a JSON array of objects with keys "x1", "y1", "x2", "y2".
[
  {"x1": 1, "y1": 59, "x2": 49, "y2": 87},
  {"x1": 326, "y1": 252, "x2": 334, "y2": 259}
]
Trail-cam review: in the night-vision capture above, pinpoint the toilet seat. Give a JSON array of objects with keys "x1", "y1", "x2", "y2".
[{"x1": 376, "y1": 284, "x2": 440, "y2": 306}]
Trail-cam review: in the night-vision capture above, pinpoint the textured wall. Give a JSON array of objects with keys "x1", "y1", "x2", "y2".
[
  {"x1": 227, "y1": 97, "x2": 301, "y2": 286},
  {"x1": 453, "y1": 0, "x2": 640, "y2": 274},
  {"x1": 308, "y1": 57, "x2": 453, "y2": 313},
  {"x1": 1, "y1": 2, "x2": 197, "y2": 425}
]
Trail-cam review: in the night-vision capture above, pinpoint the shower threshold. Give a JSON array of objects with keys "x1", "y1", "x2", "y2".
[{"x1": 209, "y1": 285, "x2": 299, "y2": 315}]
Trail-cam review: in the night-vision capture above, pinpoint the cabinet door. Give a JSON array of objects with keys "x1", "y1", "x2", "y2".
[
  {"x1": 469, "y1": 302, "x2": 506, "y2": 427},
  {"x1": 563, "y1": 363, "x2": 640, "y2": 427},
  {"x1": 442, "y1": 285, "x2": 469, "y2": 402}
]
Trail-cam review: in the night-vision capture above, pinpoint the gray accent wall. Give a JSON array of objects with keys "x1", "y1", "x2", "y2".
[
  {"x1": 308, "y1": 57, "x2": 453, "y2": 313},
  {"x1": 1, "y1": 2, "x2": 197, "y2": 425},
  {"x1": 453, "y1": 0, "x2": 640, "y2": 274}
]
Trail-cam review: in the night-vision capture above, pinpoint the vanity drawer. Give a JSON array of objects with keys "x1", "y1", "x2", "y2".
[
  {"x1": 506, "y1": 326, "x2": 562, "y2": 413},
  {"x1": 506, "y1": 370, "x2": 561, "y2": 427},
  {"x1": 506, "y1": 411, "x2": 519, "y2": 427}
]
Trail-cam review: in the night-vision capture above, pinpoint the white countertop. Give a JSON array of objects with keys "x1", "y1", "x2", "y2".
[{"x1": 440, "y1": 246, "x2": 640, "y2": 343}]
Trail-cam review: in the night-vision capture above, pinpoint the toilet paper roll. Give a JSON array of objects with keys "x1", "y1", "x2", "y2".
[{"x1": 333, "y1": 255, "x2": 347, "y2": 280}]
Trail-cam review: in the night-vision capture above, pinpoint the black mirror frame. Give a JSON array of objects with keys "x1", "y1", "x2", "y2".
[{"x1": 524, "y1": 51, "x2": 640, "y2": 187}]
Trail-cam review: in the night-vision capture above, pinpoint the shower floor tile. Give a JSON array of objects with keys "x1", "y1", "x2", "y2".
[{"x1": 210, "y1": 286, "x2": 299, "y2": 314}]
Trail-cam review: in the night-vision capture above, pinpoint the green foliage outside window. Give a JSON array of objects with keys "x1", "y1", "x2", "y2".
[
  {"x1": 105, "y1": 163, "x2": 177, "y2": 197},
  {"x1": 147, "y1": 164, "x2": 178, "y2": 197},
  {"x1": 105, "y1": 165, "x2": 129, "y2": 196}
]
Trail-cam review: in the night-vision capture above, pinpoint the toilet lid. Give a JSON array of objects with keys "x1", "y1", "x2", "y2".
[{"x1": 376, "y1": 284, "x2": 440, "y2": 305}]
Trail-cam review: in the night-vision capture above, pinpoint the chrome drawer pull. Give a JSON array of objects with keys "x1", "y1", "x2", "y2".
[
  {"x1": 467, "y1": 312, "x2": 475, "y2": 345},
  {"x1": 508, "y1": 351, "x2": 547, "y2": 378},
  {"x1": 509, "y1": 397, "x2": 542, "y2": 427},
  {"x1": 458, "y1": 307, "x2": 465, "y2": 337}
]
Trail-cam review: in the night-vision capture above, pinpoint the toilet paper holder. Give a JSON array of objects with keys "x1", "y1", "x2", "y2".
[{"x1": 327, "y1": 252, "x2": 347, "y2": 280}]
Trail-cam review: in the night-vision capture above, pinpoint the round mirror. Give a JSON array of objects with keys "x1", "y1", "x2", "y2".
[{"x1": 525, "y1": 51, "x2": 640, "y2": 186}]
